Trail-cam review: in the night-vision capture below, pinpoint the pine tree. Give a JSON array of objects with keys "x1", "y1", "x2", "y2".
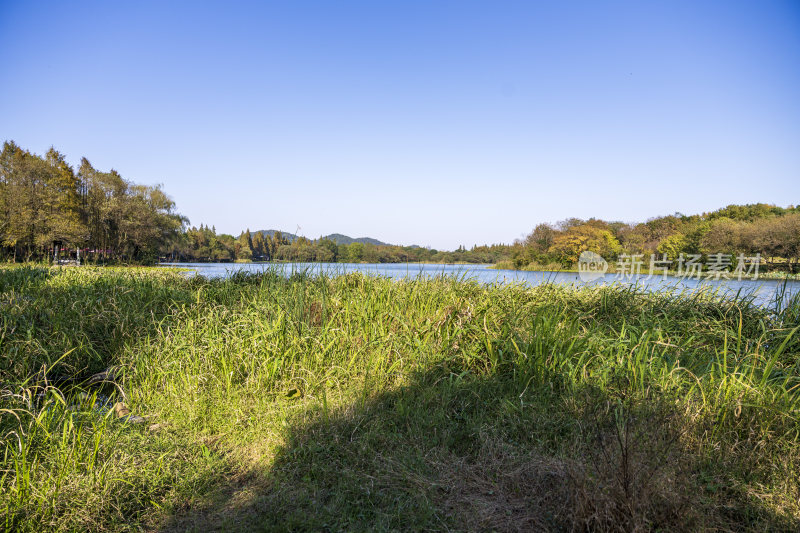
[
  {"x1": 44, "y1": 147, "x2": 85, "y2": 248},
  {"x1": 252, "y1": 231, "x2": 266, "y2": 260},
  {"x1": 236, "y1": 230, "x2": 253, "y2": 260}
]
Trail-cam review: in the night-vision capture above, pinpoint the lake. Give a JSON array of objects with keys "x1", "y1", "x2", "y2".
[{"x1": 158, "y1": 262, "x2": 800, "y2": 308}]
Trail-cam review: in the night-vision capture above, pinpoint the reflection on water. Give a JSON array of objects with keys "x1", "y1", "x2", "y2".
[{"x1": 158, "y1": 262, "x2": 800, "y2": 308}]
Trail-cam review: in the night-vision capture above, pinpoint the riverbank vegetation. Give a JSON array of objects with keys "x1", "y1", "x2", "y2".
[
  {"x1": 1, "y1": 265, "x2": 799, "y2": 531},
  {"x1": 510, "y1": 204, "x2": 800, "y2": 274}
]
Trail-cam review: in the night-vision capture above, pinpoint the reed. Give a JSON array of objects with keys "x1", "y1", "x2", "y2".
[{"x1": 1, "y1": 265, "x2": 798, "y2": 531}]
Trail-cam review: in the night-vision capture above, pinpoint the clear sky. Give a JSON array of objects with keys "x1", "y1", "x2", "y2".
[{"x1": 1, "y1": 1, "x2": 798, "y2": 250}]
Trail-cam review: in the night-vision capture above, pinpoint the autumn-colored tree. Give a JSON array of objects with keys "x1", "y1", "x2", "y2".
[
  {"x1": 656, "y1": 233, "x2": 689, "y2": 259},
  {"x1": 700, "y1": 218, "x2": 746, "y2": 256},
  {"x1": 548, "y1": 224, "x2": 622, "y2": 265},
  {"x1": 525, "y1": 223, "x2": 556, "y2": 253}
]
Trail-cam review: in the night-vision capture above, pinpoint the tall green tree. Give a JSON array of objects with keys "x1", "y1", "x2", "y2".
[
  {"x1": 236, "y1": 230, "x2": 253, "y2": 260},
  {"x1": 252, "y1": 231, "x2": 266, "y2": 260}
]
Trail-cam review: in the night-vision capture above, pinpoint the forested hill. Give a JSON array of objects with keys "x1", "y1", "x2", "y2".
[
  {"x1": 255, "y1": 230, "x2": 389, "y2": 246},
  {"x1": 315, "y1": 234, "x2": 388, "y2": 246}
]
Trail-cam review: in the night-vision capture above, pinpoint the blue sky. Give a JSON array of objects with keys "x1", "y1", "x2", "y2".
[{"x1": 1, "y1": 1, "x2": 798, "y2": 250}]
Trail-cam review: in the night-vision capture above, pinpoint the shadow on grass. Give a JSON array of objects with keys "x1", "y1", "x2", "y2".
[{"x1": 157, "y1": 364, "x2": 797, "y2": 532}]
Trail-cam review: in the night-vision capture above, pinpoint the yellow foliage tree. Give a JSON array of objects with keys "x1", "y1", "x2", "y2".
[{"x1": 548, "y1": 224, "x2": 622, "y2": 265}]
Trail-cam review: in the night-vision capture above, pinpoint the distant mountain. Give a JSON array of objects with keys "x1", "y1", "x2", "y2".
[
  {"x1": 322, "y1": 234, "x2": 387, "y2": 246},
  {"x1": 253, "y1": 230, "x2": 389, "y2": 246}
]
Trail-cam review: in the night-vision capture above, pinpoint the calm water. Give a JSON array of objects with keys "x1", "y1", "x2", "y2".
[{"x1": 159, "y1": 262, "x2": 800, "y2": 308}]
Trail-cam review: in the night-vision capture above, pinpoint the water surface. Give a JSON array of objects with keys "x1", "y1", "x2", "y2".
[{"x1": 159, "y1": 262, "x2": 800, "y2": 308}]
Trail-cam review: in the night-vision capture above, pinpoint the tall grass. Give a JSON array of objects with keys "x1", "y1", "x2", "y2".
[{"x1": 1, "y1": 265, "x2": 799, "y2": 530}]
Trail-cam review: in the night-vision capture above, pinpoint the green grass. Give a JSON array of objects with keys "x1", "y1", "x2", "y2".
[{"x1": 1, "y1": 265, "x2": 799, "y2": 531}]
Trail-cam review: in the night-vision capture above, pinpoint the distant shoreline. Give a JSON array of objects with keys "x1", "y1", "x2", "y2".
[{"x1": 488, "y1": 263, "x2": 800, "y2": 281}]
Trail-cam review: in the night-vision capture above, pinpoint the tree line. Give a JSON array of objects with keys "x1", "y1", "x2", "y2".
[
  {"x1": 509, "y1": 204, "x2": 800, "y2": 272},
  {"x1": 2, "y1": 142, "x2": 798, "y2": 271},
  {"x1": 167, "y1": 225, "x2": 510, "y2": 264},
  {"x1": 0, "y1": 142, "x2": 510, "y2": 265},
  {"x1": 0, "y1": 141, "x2": 184, "y2": 262}
]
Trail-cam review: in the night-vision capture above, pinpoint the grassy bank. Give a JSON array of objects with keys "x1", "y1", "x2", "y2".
[{"x1": 1, "y1": 265, "x2": 799, "y2": 531}]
